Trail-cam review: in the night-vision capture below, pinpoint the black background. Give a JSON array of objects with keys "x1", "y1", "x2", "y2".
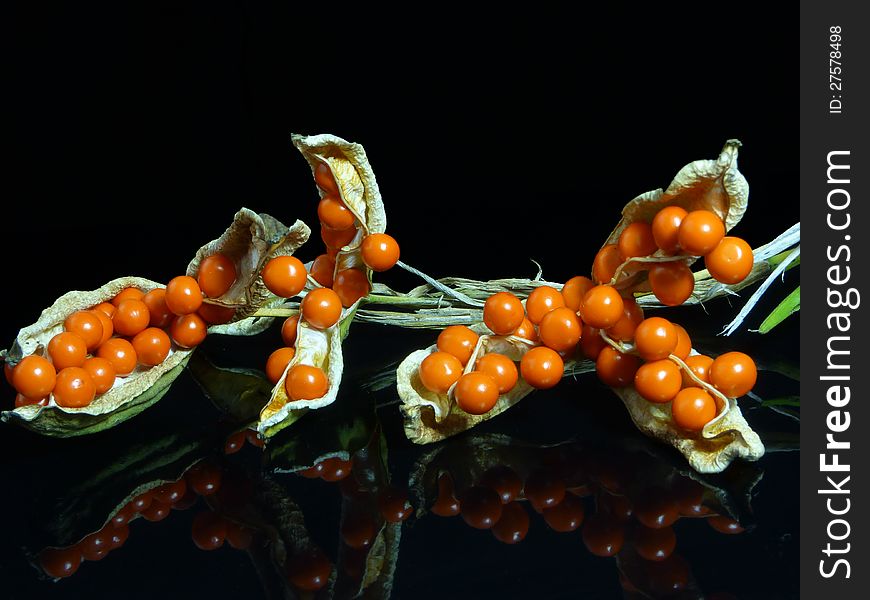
[{"x1": 4, "y1": 4, "x2": 799, "y2": 599}]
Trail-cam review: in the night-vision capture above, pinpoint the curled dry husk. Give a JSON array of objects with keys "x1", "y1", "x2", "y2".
[
  {"x1": 607, "y1": 139, "x2": 749, "y2": 292},
  {"x1": 256, "y1": 135, "x2": 387, "y2": 440},
  {"x1": 611, "y1": 356, "x2": 764, "y2": 473},
  {"x1": 1, "y1": 276, "x2": 191, "y2": 437},
  {"x1": 397, "y1": 324, "x2": 580, "y2": 444},
  {"x1": 186, "y1": 207, "x2": 310, "y2": 336}
]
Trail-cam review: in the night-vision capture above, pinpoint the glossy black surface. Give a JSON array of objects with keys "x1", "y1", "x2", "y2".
[{"x1": 5, "y1": 5, "x2": 798, "y2": 599}]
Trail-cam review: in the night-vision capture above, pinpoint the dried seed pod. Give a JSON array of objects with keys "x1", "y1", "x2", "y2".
[
  {"x1": 292, "y1": 133, "x2": 386, "y2": 292},
  {"x1": 602, "y1": 140, "x2": 750, "y2": 293},
  {"x1": 610, "y1": 351, "x2": 764, "y2": 473},
  {"x1": 1, "y1": 276, "x2": 191, "y2": 437},
  {"x1": 397, "y1": 325, "x2": 581, "y2": 444},
  {"x1": 254, "y1": 135, "x2": 391, "y2": 440},
  {"x1": 186, "y1": 207, "x2": 310, "y2": 335},
  {"x1": 258, "y1": 318, "x2": 345, "y2": 439}
]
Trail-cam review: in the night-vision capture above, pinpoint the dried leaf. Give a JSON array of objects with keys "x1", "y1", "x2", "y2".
[
  {"x1": 186, "y1": 207, "x2": 310, "y2": 332},
  {"x1": 1, "y1": 276, "x2": 192, "y2": 437}
]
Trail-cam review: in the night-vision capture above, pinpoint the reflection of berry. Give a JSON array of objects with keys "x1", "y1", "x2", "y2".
[
  {"x1": 378, "y1": 486, "x2": 413, "y2": 523},
  {"x1": 525, "y1": 470, "x2": 566, "y2": 512},
  {"x1": 431, "y1": 473, "x2": 460, "y2": 517},
  {"x1": 286, "y1": 548, "x2": 332, "y2": 592},
  {"x1": 491, "y1": 502, "x2": 529, "y2": 544},
  {"x1": 341, "y1": 509, "x2": 377, "y2": 549},
  {"x1": 459, "y1": 486, "x2": 503, "y2": 530},
  {"x1": 40, "y1": 546, "x2": 83, "y2": 578},
  {"x1": 582, "y1": 513, "x2": 624, "y2": 557},
  {"x1": 479, "y1": 465, "x2": 523, "y2": 505},
  {"x1": 707, "y1": 515, "x2": 745, "y2": 534},
  {"x1": 542, "y1": 494, "x2": 585, "y2": 532},
  {"x1": 191, "y1": 511, "x2": 226, "y2": 551},
  {"x1": 633, "y1": 524, "x2": 676, "y2": 562}
]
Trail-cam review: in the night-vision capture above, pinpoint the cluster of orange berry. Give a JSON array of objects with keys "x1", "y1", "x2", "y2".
[
  {"x1": 38, "y1": 458, "x2": 229, "y2": 578},
  {"x1": 260, "y1": 163, "x2": 400, "y2": 400},
  {"x1": 8, "y1": 255, "x2": 238, "y2": 410},
  {"x1": 416, "y1": 206, "x2": 758, "y2": 432},
  {"x1": 596, "y1": 208, "x2": 754, "y2": 305}
]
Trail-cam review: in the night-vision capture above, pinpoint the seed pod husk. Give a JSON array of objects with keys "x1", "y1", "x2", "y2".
[
  {"x1": 1, "y1": 276, "x2": 192, "y2": 437},
  {"x1": 255, "y1": 135, "x2": 389, "y2": 440},
  {"x1": 397, "y1": 325, "x2": 587, "y2": 444},
  {"x1": 186, "y1": 207, "x2": 310, "y2": 335}
]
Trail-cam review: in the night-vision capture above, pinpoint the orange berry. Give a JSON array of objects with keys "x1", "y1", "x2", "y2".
[
  {"x1": 47, "y1": 332, "x2": 88, "y2": 370},
  {"x1": 634, "y1": 317, "x2": 678, "y2": 361},
  {"x1": 169, "y1": 314, "x2": 208, "y2": 348},
  {"x1": 705, "y1": 237, "x2": 754, "y2": 284},
  {"x1": 113, "y1": 299, "x2": 151, "y2": 337},
  {"x1": 285, "y1": 364, "x2": 329, "y2": 400},
  {"x1": 12, "y1": 355, "x2": 57, "y2": 400},
  {"x1": 678, "y1": 210, "x2": 725, "y2": 256},
  {"x1": 539, "y1": 307, "x2": 582, "y2": 352},
  {"x1": 262, "y1": 256, "x2": 307, "y2": 298},
  {"x1": 634, "y1": 360, "x2": 682, "y2": 403},
  {"x1": 592, "y1": 244, "x2": 622, "y2": 284},
  {"x1": 672, "y1": 324, "x2": 692, "y2": 360},
  {"x1": 314, "y1": 162, "x2": 340, "y2": 196},
  {"x1": 454, "y1": 372, "x2": 500, "y2": 415},
  {"x1": 90, "y1": 309, "x2": 114, "y2": 347},
  {"x1": 97, "y1": 338, "x2": 138, "y2": 375},
  {"x1": 165, "y1": 276, "x2": 203, "y2": 316},
  {"x1": 562, "y1": 276, "x2": 595, "y2": 311},
  {"x1": 301, "y1": 288, "x2": 343, "y2": 329},
  {"x1": 437, "y1": 325, "x2": 479, "y2": 365},
  {"x1": 476, "y1": 353, "x2": 518, "y2": 394},
  {"x1": 142, "y1": 289, "x2": 174, "y2": 328},
  {"x1": 709, "y1": 352, "x2": 757, "y2": 397},
  {"x1": 579, "y1": 325, "x2": 607, "y2": 360},
  {"x1": 418, "y1": 351, "x2": 463, "y2": 394},
  {"x1": 579, "y1": 286, "x2": 625, "y2": 329},
  {"x1": 131, "y1": 327, "x2": 172, "y2": 366},
  {"x1": 53, "y1": 367, "x2": 96, "y2": 408},
  {"x1": 321, "y1": 224, "x2": 357, "y2": 250},
  {"x1": 605, "y1": 297, "x2": 644, "y2": 342},
  {"x1": 333, "y1": 268, "x2": 370, "y2": 307},
  {"x1": 595, "y1": 347, "x2": 639, "y2": 387},
  {"x1": 483, "y1": 292, "x2": 525, "y2": 335},
  {"x1": 681, "y1": 354, "x2": 713, "y2": 387},
  {"x1": 317, "y1": 195, "x2": 356, "y2": 231},
  {"x1": 197, "y1": 302, "x2": 236, "y2": 325},
  {"x1": 281, "y1": 315, "x2": 300, "y2": 346},
  {"x1": 513, "y1": 317, "x2": 538, "y2": 342},
  {"x1": 83, "y1": 357, "x2": 116, "y2": 394},
  {"x1": 618, "y1": 222, "x2": 657, "y2": 260},
  {"x1": 520, "y1": 346, "x2": 564, "y2": 389},
  {"x1": 526, "y1": 286, "x2": 565, "y2": 325},
  {"x1": 310, "y1": 254, "x2": 336, "y2": 288},
  {"x1": 64, "y1": 311, "x2": 104, "y2": 352},
  {"x1": 266, "y1": 347, "x2": 296, "y2": 384},
  {"x1": 648, "y1": 261, "x2": 694, "y2": 306},
  {"x1": 671, "y1": 388, "x2": 717, "y2": 430},
  {"x1": 94, "y1": 302, "x2": 116, "y2": 318},
  {"x1": 197, "y1": 253, "x2": 237, "y2": 298},
  {"x1": 651, "y1": 206, "x2": 688, "y2": 254},
  {"x1": 112, "y1": 287, "x2": 144, "y2": 307},
  {"x1": 361, "y1": 233, "x2": 400, "y2": 272}
]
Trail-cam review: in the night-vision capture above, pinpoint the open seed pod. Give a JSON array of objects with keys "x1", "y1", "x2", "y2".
[
  {"x1": 254, "y1": 135, "x2": 389, "y2": 440},
  {"x1": 609, "y1": 354, "x2": 764, "y2": 474},
  {"x1": 397, "y1": 325, "x2": 586, "y2": 444},
  {"x1": 186, "y1": 207, "x2": 310, "y2": 335},
  {"x1": 603, "y1": 139, "x2": 749, "y2": 292},
  {"x1": 1, "y1": 276, "x2": 191, "y2": 437}
]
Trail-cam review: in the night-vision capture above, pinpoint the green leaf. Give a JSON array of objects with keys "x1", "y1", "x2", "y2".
[
  {"x1": 760, "y1": 396, "x2": 801, "y2": 408},
  {"x1": 759, "y1": 286, "x2": 800, "y2": 333}
]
